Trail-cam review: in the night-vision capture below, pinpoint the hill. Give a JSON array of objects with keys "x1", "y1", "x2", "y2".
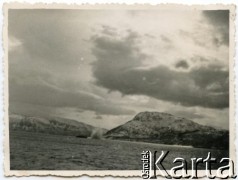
[
  {"x1": 9, "y1": 114, "x2": 107, "y2": 138},
  {"x1": 105, "y1": 111, "x2": 229, "y2": 149}
]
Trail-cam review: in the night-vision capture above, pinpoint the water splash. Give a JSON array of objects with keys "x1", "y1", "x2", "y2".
[{"x1": 88, "y1": 128, "x2": 105, "y2": 139}]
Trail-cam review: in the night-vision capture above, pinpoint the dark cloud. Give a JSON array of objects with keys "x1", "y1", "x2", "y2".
[
  {"x1": 9, "y1": 79, "x2": 134, "y2": 116},
  {"x1": 76, "y1": 109, "x2": 85, "y2": 113},
  {"x1": 101, "y1": 25, "x2": 117, "y2": 36},
  {"x1": 8, "y1": 10, "x2": 137, "y2": 116},
  {"x1": 144, "y1": 34, "x2": 156, "y2": 39},
  {"x1": 9, "y1": 102, "x2": 56, "y2": 118},
  {"x1": 203, "y1": 10, "x2": 229, "y2": 46},
  {"x1": 8, "y1": 10, "x2": 93, "y2": 105},
  {"x1": 179, "y1": 30, "x2": 206, "y2": 47},
  {"x1": 203, "y1": 10, "x2": 229, "y2": 29},
  {"x1": 92, "y1": 33, "x2": 229, "y2": 109},
  {"x1": 160, "y1": 35, "x2": 171, "y2": 43},
  {"x1": 8, "y1": 9, "x2": 91, "y2": 73},
  {"x1": 190, "y1": 65, "x2": 228, "y2": 93},
  {"x1": 91, "y1": 30, "x2": 147, "y2": 79},
  {"x1": 95, "y1": 115, "x2": 103, "y2": 119},
  {"x1": 160, "y1": 35, "x2": 174, "y2": 49},
  {"x1": 175, "y1": 60, "x2": 189, "y2": 69},
  {"x1": 191, "y1": 56, "x2": 209, "y2": 63}
]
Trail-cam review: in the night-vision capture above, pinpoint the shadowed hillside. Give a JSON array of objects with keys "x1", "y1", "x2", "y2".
[
  {"x1": 105, "y1": 111, "x2": 229, "y2": 149},
  {"x1": 9, "y1": 114, "x2": 107, "y2": 138}
]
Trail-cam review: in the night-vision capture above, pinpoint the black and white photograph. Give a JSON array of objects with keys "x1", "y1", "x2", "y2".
[{"x1": 4, "y1": 4, "x2": 236, "y2": 177}]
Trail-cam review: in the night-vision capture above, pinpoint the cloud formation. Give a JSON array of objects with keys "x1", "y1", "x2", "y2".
[
  {"x1": 175, "y1": 60, "x2": 189, "y2": 69},
  {"x1": 8, "y1": 9, "x2": 230, "y2": 129},
  {"x1": 8, "y1": 10, "x2": 135, "y2": 117},
  {"x1": 9, "y1": 79, "x2": 134, "y2": 116},
  {"x1": 203, "y1": 10, "x2": 229, "y2": 46},
  {"x1": 92, "y1": 31, "x2": 229, "y2": 109}
]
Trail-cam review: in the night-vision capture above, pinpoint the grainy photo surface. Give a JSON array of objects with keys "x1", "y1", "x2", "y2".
[{"x1": 4, "y1": 4, "x2": 236, "y2": 177}]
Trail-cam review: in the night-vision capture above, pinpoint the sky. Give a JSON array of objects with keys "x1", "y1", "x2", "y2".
[{"x1": 8, "y1": 9, "x2": 229, "y2": 130}]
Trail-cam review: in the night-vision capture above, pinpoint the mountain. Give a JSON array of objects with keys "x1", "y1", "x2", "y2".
[
  {"x1": 105, "y1": 111, "x2": 229, "y2": 149},
  {"x1": 9, "y1": 114, "x2": 107, "y2": 138}
]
